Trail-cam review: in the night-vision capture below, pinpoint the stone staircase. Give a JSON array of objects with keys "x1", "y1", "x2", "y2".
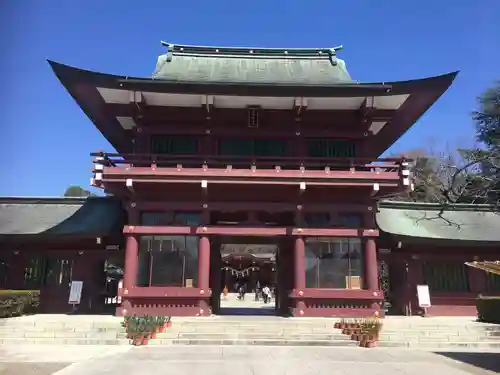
[
  {"x1": 1, "y1": 315, "x2": 499, "y2": 349},
  {"x1": 152, "y1": 316, "x2": 357, "y2": 347},
  {"x1": 376, "y1": 317, "x2": 500, "y2": 350},
  {"x1": 0, "y1": 315, "x2": 128, "y2": 345}
]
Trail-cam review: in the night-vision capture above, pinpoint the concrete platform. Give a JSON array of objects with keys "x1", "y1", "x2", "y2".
[{"x1": 1, "y1": 345, "x2": 500, "y2": 375}]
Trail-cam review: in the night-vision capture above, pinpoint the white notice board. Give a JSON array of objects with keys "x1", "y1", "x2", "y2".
[
  {"x1": 68, "y1": 281, "x2": 83, "y2": 305},
  {"x1": 416, "y1": 284, "x2": 431, "y2": 308}
]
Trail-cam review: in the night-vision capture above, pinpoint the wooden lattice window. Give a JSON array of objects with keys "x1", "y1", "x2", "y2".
[
  {"x1": 423, "y1": 262, "x2": 470, "y2": 292},
  {"x1": 218, "y1": 138, "x2": 288, "y2": 157},
  {"x1": 306, "y1": 139, "x2": 356, "y2": 158},
  {"x1": 150, "y1": 136, "x2": 198, "y2": 155}
]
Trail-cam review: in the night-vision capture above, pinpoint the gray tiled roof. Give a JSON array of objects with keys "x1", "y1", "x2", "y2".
[
  {"x1": 0, "y1": 197, "x2": 125, "y2": 238},
  {"x1": 376, "y1": 201, "x2": 500, "y2": 242},
  {"x1": 152, "y1": 43, "x2": 352, "y2": 85}
]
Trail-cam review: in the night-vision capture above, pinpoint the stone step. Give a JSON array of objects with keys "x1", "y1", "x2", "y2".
[
  {"x1": 165, "y1": 327, "x2": 337, "y2": 334},
  {"x1": 379, "y1": 332, "x2": 500, "y2": 339},
  {"x1": 150, "y1": 338, "x2": 359, "y2": 347},
  {"x1": 378, "y1": 341, "x2": 500, "y2": 350},
  {"x1": 381, "y1": 335, "x2": 500, "y2": 343},
  {"x1": 0, "y1": 331, "x2": 125, "y2": 339},
  {"x1": 158, "y1": 332, "x2": 350, "y2": 341},
  {"x1": 0, "y1": 337, "x2": 130, "y2": 345},
  {"x1": 0, "y1": 326, "x2": 125, "y2": 333}
]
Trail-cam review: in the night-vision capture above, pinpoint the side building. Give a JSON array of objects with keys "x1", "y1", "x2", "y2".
[{"x1": 1, "y1": 198, "x2": 499, "y2": 316}]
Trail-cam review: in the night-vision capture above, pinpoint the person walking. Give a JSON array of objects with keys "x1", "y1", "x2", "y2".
[
  {"x1": 255, "y1": 280, "x2": 261, "y2": 301},
  {"x1": 262, "y1": 285, "x2": 271, "y2": 304}
]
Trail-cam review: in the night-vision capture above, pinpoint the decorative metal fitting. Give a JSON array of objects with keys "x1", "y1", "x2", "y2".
[
  {"x1": 299, "y1": 310, "x2": 304, "y2": 316},
  {"x1": 298, "y1": 290, "x2": 304, "y2": 296},
  {"x1": 372, "y1": 291, "x2": 378, "y2": 297},
  {"x1": 200, "y1": 289, "x2": 205, "y2": 295}
]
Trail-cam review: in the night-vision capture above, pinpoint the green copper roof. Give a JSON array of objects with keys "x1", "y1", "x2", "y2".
[
  {"x1": 0, "y1": 196, "x2": 125, "y2": 239},
  {"x1": 376, "y1": 201, "x2": 500, "y2": 242},
  {"x1": 152, "y1": 42, "x2": 353, "y2": 85}
]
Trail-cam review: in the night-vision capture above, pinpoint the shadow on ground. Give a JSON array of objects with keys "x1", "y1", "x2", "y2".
[{"x1": 435, "y1": 352, "x2": 500, "y2": 374}]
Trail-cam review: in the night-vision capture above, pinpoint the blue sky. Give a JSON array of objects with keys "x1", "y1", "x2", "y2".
[{"x1": 1, "y1": 0, "x2": 498, "y2": 196}]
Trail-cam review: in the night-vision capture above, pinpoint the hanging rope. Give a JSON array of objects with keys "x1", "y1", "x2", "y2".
[{"x1": 221, "y1": 266, "x2": 260, "y2": 277}]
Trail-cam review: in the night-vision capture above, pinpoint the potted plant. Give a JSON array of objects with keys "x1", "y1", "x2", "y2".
[
  {"x1": 121, "y1": 315, "x2": 132, "y2": 328},
  {"x1": 164, "y1": 316, "x2": 172, "y2": 328},
  {"x1": 338, "y1": 318, "x2": 346, "y2": 329},
  {"x1": 125, "y1": 315, "x2": 138, "y2": 340},
  {"x1": 149, "y1": 317, "x2": 158, "y2": 339},
  {"x1": 156, "y1": 316, "x2": 166, "y2": 333},
  {"x1": 359, "y1": 318, "x2": 383, "y2": 348},
  {"x1": 136, "y1": 316, "x2": 150, "y2": 345}
]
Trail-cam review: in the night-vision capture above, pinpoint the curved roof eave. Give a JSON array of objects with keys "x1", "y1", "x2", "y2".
[
  {"x1": 48, "y1": 60, "x2": 458, "y2": 97},
  {"x1": 48, "y1": 60, "x2": 458, "y2": 155}
]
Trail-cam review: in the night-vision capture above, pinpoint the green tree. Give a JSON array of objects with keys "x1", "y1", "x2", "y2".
[
  {"x1": 457, "y1": 82, "x2": 500, "y2": 205},
  {"x1": 63, "y1": 185, "x2": 96, "y2": 197}
]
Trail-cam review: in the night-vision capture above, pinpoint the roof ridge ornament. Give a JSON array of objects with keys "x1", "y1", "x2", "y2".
[
  {"x1": 329, "y1": 45, "x2": 343, "y2": 66},
  {"x1": 160, "y1": 41, "x2": 345, "y2": 59},
  {"x1": 160, "y1": 42, "x2": 174, "y2": 62}
]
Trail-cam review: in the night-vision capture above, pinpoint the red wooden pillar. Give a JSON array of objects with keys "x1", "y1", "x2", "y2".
[
  {"x1": 364, "y1": 237, "x2": 381, "y2": 312},
  {"x1": 123, "y1": 234, "x2": 139, "y2": 291},
  {"x1": 294, "y1": 237, "x2": 306, "y2": 290},
  {"x1": 198, "y1": 236, "x2": 210, "y2": 291},
  {"x1": 198, "y1": 236, "x2": 210, "y2": 315},
  {"x1": 293, "y1": 236, "x2": 306, "y2": 315},
  {"x1": 364, "y1": 238, "x2": 379, "y2": 291}
]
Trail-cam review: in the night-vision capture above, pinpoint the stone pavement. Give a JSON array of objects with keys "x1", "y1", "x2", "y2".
[
  {"x1": 219, "y1": 292, "x2": 276, "y2": 315},
  {"x1": 1, "y1": 345, "x2": 499, "y2": 375}
]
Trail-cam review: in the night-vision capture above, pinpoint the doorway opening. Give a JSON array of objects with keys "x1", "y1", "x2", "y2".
[{"x1": 210, "y1": 236, "x2": 288, "y2": 316}]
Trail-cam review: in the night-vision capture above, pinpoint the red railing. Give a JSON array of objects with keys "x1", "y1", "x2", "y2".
[{"x1": 91, "y1": 152, "x2": 409, "y2": 173}]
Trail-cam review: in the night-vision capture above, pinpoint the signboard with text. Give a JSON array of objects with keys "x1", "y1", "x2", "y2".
[
  {"x1": 68, "y1": 281, "x2": 83, "y2": 305},
  {"x1": 416, "y1": 284, "x2": 431, "y2": 308}
]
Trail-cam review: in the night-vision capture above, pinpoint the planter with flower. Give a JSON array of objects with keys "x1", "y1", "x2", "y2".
[{"x1": 359, "y1": 318, "x2": 383, "y2": 348}]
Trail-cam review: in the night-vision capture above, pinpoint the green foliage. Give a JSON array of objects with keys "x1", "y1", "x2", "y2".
[
  {"x1": 63, "y1": 185, "x2": 96, "y2": 197},
  {"x1": 473, "y1": 82, "x2": 500, "y2": 149},
  {"x1": 459, "y1": 82, "x2": 500, "y2": 205},
  {"x1": 476, "y1": 296, "x2": 500, "y2": 324},
  {"x1": 122, "y1": 315, "x2": 171, "y2": 344},
  {"x1": 0, "y1": 290, "x2": 40, "y2": 318}
]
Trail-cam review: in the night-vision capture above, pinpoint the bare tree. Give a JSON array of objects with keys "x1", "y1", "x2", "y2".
[{"x1": 391, "y1": 140, "x2": 472, "y2": 204}]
